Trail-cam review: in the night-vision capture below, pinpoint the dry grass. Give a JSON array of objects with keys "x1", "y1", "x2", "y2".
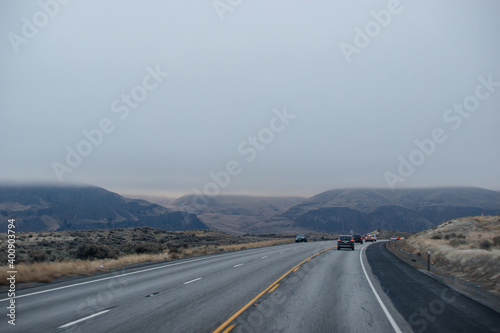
[
  {"x1": 186, "y1": 239, "x2": 293, "y2": 254},
  {"x1": 0, "y1": 236, "x2": 293, "y2": 284},
  {"x1": 393, "y1": 216, "x2": 500, "y2": 294},
  {"x1": 0, "y1": 252, "x2": 173, "y2": 284}
]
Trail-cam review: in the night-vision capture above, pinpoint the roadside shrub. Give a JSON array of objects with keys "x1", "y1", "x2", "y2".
[
  {"x1": 76, "y1": 244, "x2": 118, "y2": 259},
  {"x1": 449, "y1": 239, "x2": 466, "y2": 247},
  {"x1": 493, "y1": 236, "x2": 500, "y2": 247},
  {"x1": 479, "y1": 240, "x2": 492, "y2": 250},
  {"x1": 135, "y1": 242, "x2": 161, "y2": 254},
  {"x1": 30, "y1": 249, "x2": 48, "y2": 262},
  {"x1": 121, "y1": 242, "x2": 138, "y2": 255},
  {"x1": 431, "y1": 234, "x2": 442, "y2": 240}
]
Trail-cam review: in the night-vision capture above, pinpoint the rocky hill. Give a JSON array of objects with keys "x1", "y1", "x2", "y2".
[
  {"x1": 2, "y1": 185, "x2": 499, "y2": 235},
  {"x1": 170, "y1": 194, "x2": 304, "y2": 234},
  {"x1": 0, "y1": 185, "x2": 208, "y2": 232},
  {"x1": 245, "y1": 187, "x2": 500, "y2": 234}
]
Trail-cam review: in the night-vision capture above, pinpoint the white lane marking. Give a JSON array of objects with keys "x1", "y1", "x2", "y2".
[
  {"x1": 58, "y1": 309, "x2": 110, "y2": 328},
  {"x1": 184, "y1": 277, "x2": 202, "y2": 285},
  {"x1": 360, "y1": 244, "x2": 402, "y2": 333},
  {"x1": 233, "y1": 264, "x2": 243, "y2": 268},
  {"x1": 261, "y1": 256, "x2": 268, "y2": 259},
  {"x1": 0, "y1": 248, "x2": 269, "y2": 303}
]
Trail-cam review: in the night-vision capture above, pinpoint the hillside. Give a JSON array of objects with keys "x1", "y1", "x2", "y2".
[
  {"x1": 3, "y1": 186, "x2": 499, "y2": 235},
  {"x1": 170, "y1": 195, "x2": 304, "y2": 234},
  {"x1": 388, "y1": 216, "x2": 500, "y2": 298},
  {"x1": 245, "y1": 187, "x2": 500, "y2": 234},
  {"x1": 0, "y1": 185, "x2": 208, "y2": 232}
]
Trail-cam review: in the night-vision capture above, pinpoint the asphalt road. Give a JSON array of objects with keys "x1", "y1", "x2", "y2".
[
  {"x1": 1, "y1": 241, "x2": 498, "y2": 332},
  {"x1": 366, "y1": 241, "x2": 500, "y2": 333}
]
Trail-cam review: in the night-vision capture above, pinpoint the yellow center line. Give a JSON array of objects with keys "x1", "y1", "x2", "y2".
[
  {"x1": 222, "y1": 324, "x2": 235, "y2": 333},
  {"x1": 268, "y1": 284, "x2": 280, "y2": 293},
  {"x1": 212, "y1": 246, "x2": 335, "y2": 333}
]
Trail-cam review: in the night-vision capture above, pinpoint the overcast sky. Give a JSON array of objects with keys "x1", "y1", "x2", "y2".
[{"x1": 1, "y1": 0, "x2": 499, "y2": 198}]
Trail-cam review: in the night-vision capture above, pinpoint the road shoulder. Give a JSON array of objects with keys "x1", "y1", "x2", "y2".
[
  {"x1": 361, "y1": 242, "x2": 414, "y2": 333},
  {"x1": 366, "y1": 242, "x2": 500, "y2": 333},
  {"x1": 386, "y1": 240, "x2": 500, "y2": 314}
]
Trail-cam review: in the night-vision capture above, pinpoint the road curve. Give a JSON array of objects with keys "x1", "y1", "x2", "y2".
[
  {"x1": 2, "y1": 240, "x2": 497, "y2": 332},
  {"x1": 366, "y1": 241, "x2": 500, "y2": 333},
  {"x1": 216, "y1": 242, "x2": 402, "y2": 332}
]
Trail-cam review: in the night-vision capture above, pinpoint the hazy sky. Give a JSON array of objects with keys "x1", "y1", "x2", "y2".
[{"x1": 1, "y1": 0, "x2": 499, "y2": 198}]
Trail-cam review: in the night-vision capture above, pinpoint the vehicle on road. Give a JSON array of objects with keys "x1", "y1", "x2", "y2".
[
  {"x1": 295, "y1": 234, "x2": 308, "y2": 243},
  {"x1": 390, "y1": 236, "x2": 398, "y2": 241},
  {"x1": 353, "y1": 234, "x2": 364, "y2": 244},
  {"x1": 365, "y1": 235, "x2": 377, "y2": 242},
  {"x1": 337, "y1": 235, "x2": 355, "y2": 250}
]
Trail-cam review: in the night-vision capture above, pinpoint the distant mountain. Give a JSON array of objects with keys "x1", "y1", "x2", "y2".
[
  {"x1": 170, "y1": 195, "x2": 305, "y2": 234},
  {"x1": 0, "y1": 185, "x2": 208, "y2": 232},
  {"x1": 245, "y1": 188, "x2": 500, "y2": 234},
  {"x1": 4, "y1": 185, "x2": 498, "y2": 235}
]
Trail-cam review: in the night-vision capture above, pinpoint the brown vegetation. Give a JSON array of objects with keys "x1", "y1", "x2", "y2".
[
  {"x1": 370, "y1": 229, "x2": 414, "y2": 239},
  {"x1": 387, "y1": 216, "x2": 500, "y2": 295},
  {"x1": 0, "y1": 228, "x2": 293, "y2": 285}
]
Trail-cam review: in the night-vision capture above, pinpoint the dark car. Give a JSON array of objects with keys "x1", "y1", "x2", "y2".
[
  {"x1": 337, "y1": 235, "x2": 354, "y2": 250},
  {"x1": 295, "y1": 234, "x2": 307, "y2": 243},
  {"x1": 353, "y1": 234, "x2": 364, "y2": 244}
]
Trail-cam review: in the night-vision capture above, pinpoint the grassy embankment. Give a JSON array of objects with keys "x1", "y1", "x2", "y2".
[{"x1": 387, "y1": 216, "x2": 500, "y2": 295}]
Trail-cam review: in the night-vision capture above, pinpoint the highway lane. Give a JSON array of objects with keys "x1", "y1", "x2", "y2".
[
  {"x1": 4, "y1": 239, "x2": 495, "y2": 332},
  {"x1": 216, "y1": 241, "x2": 405, "y2": 333},
  {"x1": 1, "y1": 241, "x2": 340, "y2": 332}
]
